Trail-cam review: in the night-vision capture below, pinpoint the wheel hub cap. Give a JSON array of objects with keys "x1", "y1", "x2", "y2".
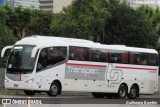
[{"x1": 51, "y1": 85, "x2": 57, "y2": 94}]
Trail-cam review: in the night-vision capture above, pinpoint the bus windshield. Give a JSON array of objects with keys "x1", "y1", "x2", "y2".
[{"x1": 7, "y1": 45, "x2": 35, "y2": 74}]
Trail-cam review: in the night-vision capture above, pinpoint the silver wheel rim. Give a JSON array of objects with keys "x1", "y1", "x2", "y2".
[
  {"x1": 120, "y1": 88, "x2": 125, "y2": 97},
  {"x1": 131, "y1": 88, "x2": 136, "y2": 97},
  {"x1": 51, "y1": 85, "x2": 58, "y2": 95}
]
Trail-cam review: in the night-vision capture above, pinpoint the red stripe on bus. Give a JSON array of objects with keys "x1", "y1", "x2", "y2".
[
  {"x1": 66, "y1": 63, "x2": 107, "y2": 68},
  {"x1": 115, "y1": 66, "x2": 157, "y2": 71}
]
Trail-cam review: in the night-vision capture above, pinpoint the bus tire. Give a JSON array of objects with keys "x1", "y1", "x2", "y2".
[
  {"x1": 118, "y1": 85, "x2": 127, "y2": 99},
  {"x1": 92, "y1": 92, "x2": 105, "y2": 98},
  {"x1": 127, "y1": 85, "x2": 138, "y2": 99},
  {"x1": 47, "y1": 82, "x2": 60, "y2": 97},
  {"x1": 24, "y1": 90, "x2": 35, "y2": 96}
]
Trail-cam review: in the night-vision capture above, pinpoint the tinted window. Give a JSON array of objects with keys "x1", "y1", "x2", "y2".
[
  {"x1": 148, "y1": 54, "x2": 158, "y2": 66},
  {"x1": 109, "y1": 51, "x2": 121, "y2": 63},
  {"x1": 121, "y1": 52, "x2": 129, "y2": 64},
  {"x1": 89, "y1": 49, "x2": 101, "y2": 62},
  {"x1": 37, "y1": 47, "x2": 67, "y2": 71},
  {"x1": 69, "y1": 46, "x2": 89, "y2": 61},
  {"x1": 99, "y1": 50, "x2": 109, "y2": 62},
  {"x1": 87, "y1": 48, "x2": 108, "y2": 62},
  {"x1": 69, "y1": 46, "x2": 158, "y2": 67},
  {"x1": 129, "y1": 52, "x2": 135, "y2": 64},
  {"x1": 109, "y1": 51, "x2": 128, "y2": 64},
  {"x1": 135, "y1": 53, "x2": 147, "y2": 65}
]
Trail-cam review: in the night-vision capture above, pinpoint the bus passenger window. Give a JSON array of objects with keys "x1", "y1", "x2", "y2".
[
  {"x1": 89, "y1": 49, "x2": 101, "y2": 62},
  {"x1": 69, "y1": 46, "x2": 89, "y2": 61},
  {"x1": 100, "y1": 51, "x2": 109, "y2": 62},
  {"x1": 37, "y1": 47, "x2": 67, "y2": 72},
  {"x1": 148, "y1": 54, "x2": 157, "y2": 66},
  {"x1": 93, "y1": 50, "x2": 100, "y2": 62},
  {"x1": 69, "y1": 47, "x2": 77, "y2": 60},
  {"x1": 77, "y1": 48, "x2": 84, "y2": 60},
  {"x1": 129, "y1": 52, "x2": 135, "y2": 64},
  {"x1": 110, "y1": 52, "x2": 121, "y2": 63},
  {"x1": 83, "y1": 48, "x2": 89, "y2": 61},
  {"x1": 135, "y1": 53, "x2": 141, "y2": 64},
  {"x1": 37, "y1": 49, "x2": 47, "y2": 71},
  {"x1": 140, "y1": 54, "x2": 147, "y2": 65},
  {"x1": 121, "y1": 52, "x2": 128, "y2": 64},
  {"x1": 135, "y1": 53, "x2": 147, "y2": 65}
]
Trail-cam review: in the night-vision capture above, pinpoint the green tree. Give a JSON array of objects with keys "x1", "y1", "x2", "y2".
[
  {"x1": 104, "y1": 3, "x2": 158, "y2": 48},
  {"x1": 51, "y1": 0, "x2": 111, "y2": 42},
  {"x1": 6, "y1": 6, "x2": 32, "y2": 40},
  {"x1": 137, "y1": 5, "x2": 160, "y2": 49},
  {"x1": 0, "y1": 6, "x2": 17, "y2": 49},
  {"x1": 153, "y1": 9, "x2": 160, "y2": 34},
  {"x1": 0, "y1": 6, "x2": 17, "y2": 67},
  {"x1": 137, "y1": 5, "x2": 160, "y2": 33},
  {"x1": 27, "y1": 10, "x2": 53, "y2": 36}
]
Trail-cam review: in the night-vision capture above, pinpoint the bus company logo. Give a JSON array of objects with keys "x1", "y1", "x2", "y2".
[
  {"x1": 105, "y1": 64, "x2": 123, "y2": 87},
  {"x1": 2, "y1": 99, "x2": 11, "y2": 104},
  {"x1": 66, "y1": 66, "x2": 99, "y2": 76}
]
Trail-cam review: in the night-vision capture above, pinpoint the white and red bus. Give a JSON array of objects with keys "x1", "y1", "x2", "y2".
[{"x1": 1, "y1": 35, "x2": 159, "y2": 99}]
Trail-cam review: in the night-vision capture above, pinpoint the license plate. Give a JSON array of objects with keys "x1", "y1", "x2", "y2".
[{"x1": 14, "y1": 84, "x2": 18, "y2": 87}]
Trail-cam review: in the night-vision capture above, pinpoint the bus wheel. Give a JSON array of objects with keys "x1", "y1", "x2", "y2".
[
  {"x1": 47, "y1": 82, "x2": 60, "y2": 97},
  {"x1": 127, "y1": 85, "x2": 138, "y2": 99},
  {"x1": 92, "y1": 92, "x2": 105, "y2": 98},
  {"x1": 118, "y1": 85, "x2": 127, "y2": 99},
  {"x1": 24, "y1": 90, "x2": 35, "y2": 96}
]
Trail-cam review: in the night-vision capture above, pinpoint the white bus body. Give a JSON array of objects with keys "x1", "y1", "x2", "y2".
[{"x1": 1, "y1": 35, "x2": 159, "y2": 99}]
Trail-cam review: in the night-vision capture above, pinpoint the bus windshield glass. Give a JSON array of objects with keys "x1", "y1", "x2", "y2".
[{"x1": 7, "y1": 45, "x2": 35, "y2": 74}]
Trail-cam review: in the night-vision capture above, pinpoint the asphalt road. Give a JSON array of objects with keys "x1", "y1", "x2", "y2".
[{"x1": 0, "y1": 94, "x2": 160, "y2": 105}]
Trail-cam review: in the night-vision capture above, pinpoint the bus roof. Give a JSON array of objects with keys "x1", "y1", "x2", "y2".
[{"x1": 15, "y1": 35, "x2": 158, "y2": 54}]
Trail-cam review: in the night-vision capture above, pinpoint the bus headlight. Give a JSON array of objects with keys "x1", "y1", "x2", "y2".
[
  {"x1": 25, "y1": 78, "x2": 34, "y2": 83},
  {"x1": 4, "y1": 79, "x2": 9, "y2": 82}
]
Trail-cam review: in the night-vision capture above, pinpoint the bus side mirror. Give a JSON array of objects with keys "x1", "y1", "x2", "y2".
[
  {"x1": 31, "y1": 47, "x2": 39, "y2": 58},
  {"x1": 1, "y1": 45, "x2": 13, "y2": 58}
]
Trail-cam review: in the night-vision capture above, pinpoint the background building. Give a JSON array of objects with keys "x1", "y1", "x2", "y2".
[
  {"x1": 122, "y1": 0, "x2": 160, "y2": 9},
  {"x1": 52, "y1": 0, "x2": 160, "y2": 13},
  {"x1": 10, "y1": 0, "x2": 40, "y2": 9},
  {"x1": 2, "y1": 0, "x2": 160, "y2": 13},
  {"x1": 39, "y1": 0, "x2": 73, "y2": 13},
  {"x1": 53, "y1": 0, "x2": 73, "y2": 13},
  {"x1": 40, "y1": 0, "x2": 53, "y2": 11}
]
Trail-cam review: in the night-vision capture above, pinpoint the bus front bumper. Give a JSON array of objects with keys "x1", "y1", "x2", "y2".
[{"x1": 4, "y1": 80, "x2": 35, "y2": 90}]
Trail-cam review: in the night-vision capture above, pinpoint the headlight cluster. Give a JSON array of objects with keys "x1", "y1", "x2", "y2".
[{"x1": 4, "y1": 79, "x2": 9, "y2": 82}]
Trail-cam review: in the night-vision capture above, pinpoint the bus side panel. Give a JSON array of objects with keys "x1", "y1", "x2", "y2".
[
  {"x1": 34, "y1": 64, "x2": 66, "y2": 91},
  {"x1": 48, "y1": 64, "x2": 66, "y2": 89},
  {"x1": 141, "y1": 75, "x2": 158, "y2": 94},
  {"x1": 63, "y1": 61, "x2": 87, "y2": 91}
]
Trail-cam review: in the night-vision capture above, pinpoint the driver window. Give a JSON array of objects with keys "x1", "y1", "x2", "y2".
[{"x1": 37, "y1": 47, "x2": 67, "y2": 72}]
